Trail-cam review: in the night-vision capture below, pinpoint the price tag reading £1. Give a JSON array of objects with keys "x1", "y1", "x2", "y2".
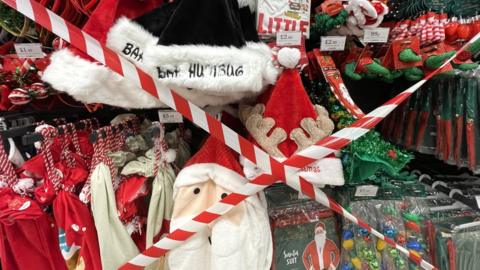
[
  {"x1": 363, "y1": 28, "x2": 390, "y2": 43},
  {"x1": 14, "y1": 43, "x2": 44, "y2": 58},
  {"x1": 158, "y1": 110, "x2": 183, "y2": 123},
  {"x1": 320, "y1": 36, "x2": 346, "y2": 51},
  {"x1": 276, "y1": 31, "x2": 302, "y2": 46},
  {"x1": 355, "y1": 185, "x2": 379, "y2": 197}
]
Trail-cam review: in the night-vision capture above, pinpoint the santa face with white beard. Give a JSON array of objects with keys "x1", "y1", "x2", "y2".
[{"x1": 168, "y1": 179, "x2": 272, "y2": 270}]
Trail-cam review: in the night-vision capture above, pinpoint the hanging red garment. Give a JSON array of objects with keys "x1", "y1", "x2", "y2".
[
  {"x1": 0, "y1": 188, "x2": 67, "y2": 270},
  {"x1": 47, "y1": 125, "x2": 103, "y2": 270},
  {"x1": 53, "y1": 189, "x2": 102, "y2": 270}
]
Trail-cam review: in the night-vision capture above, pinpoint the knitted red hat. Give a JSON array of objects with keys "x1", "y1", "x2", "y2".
[{"x1": 174, "y1": 136, "x2": 247, "y2": 196}]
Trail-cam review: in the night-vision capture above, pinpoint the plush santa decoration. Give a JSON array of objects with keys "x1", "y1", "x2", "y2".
[
  {"x1": 302, "y1": 222, "x2": 340, "y2": 270},
  {"x1": 240, "y1": 48, "x2": 345, "y2": 187},
  {"x1": 42, "y1": 0, "x2": 278, "y2": 109},
  {"x1": 331, "y1": 0, "x2": 389, "y2": 37},
  {"x1": 168, "y1": 136, "x2": 272, "y2": 270}
]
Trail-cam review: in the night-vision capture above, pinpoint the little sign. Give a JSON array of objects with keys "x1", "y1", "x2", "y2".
[
  {"x1": 158, "y1": 110, "x2": 183, "y2": 123},
  {"x1": 276, "y1": 31, "x2": 302, "y2": 46},
  {"x1": 14, "y1": 43, "x2": 43, "y2": 58},
  {"x1": 363, "y1": 28, "x2": 390, "y2": 43},
  {"x1": 320, "y1": 36, "x2": 346, "y2": 51}
]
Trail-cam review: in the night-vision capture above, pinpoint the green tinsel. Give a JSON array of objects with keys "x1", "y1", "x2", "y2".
[
  {"x1": 310, "y1": 10, "x2": 348, "y2": 40},
  {"x1": 307, "y1": 80, "x2": 413, "y2": 184}
]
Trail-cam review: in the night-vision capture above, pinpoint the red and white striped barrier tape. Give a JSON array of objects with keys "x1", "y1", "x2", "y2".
[{"x1": 4, "y1": 0, "x2": 478, "y2": 269}]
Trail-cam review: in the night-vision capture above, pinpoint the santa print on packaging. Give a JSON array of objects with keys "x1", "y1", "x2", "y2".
[
  {"x1": 269, "y1": 204, "x2": 340, "y2": 270},
  {"x1": 257, "y1": 0, "x2": 312, "y2": 37}
]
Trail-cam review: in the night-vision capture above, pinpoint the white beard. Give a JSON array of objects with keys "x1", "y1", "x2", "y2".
[
  {"x1": 315, "y1": 233, "x2": 326, "y2": 269},
  {"x1": 168, "y1": 216, "x2": 211, "y2": 270},
  {"x1": 211, "y1": 218, "x2": 247, "y2": 270}
]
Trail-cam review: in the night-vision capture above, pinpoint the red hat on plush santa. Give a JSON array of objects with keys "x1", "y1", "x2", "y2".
[
  {"x1": 240, "y1": 47, "x2": 344, "y2": 186},
  {"x1": 174, "y1": 136, "x2": 248, "y2": 197}
]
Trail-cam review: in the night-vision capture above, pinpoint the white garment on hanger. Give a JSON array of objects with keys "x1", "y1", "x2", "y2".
[
  {"x1": 90, "y1": 163, "x2": 139, "y2": 269},
  {"x1": 8, "y1": 138, "x2": 24, "y2": 167}
]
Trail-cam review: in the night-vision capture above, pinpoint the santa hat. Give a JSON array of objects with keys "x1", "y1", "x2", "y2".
[
  {"x1": 315, "y1": 221, "x2": 326, "y2": 231},
  {"x1": 41, "y1": 0, "x2": 166, "y2": 109},
  {"x1": 240, "y1": 48, "x2": 344, "y2": 186},
  {"x1": 43, "y1": 0, "x2": 278, "y2": 109},
  {"x1": 174, "y1": 136, "x2": 248, "y2": 198},
  {"x1": 109, "y1": 0, "x2": 277, "y2": 99}
]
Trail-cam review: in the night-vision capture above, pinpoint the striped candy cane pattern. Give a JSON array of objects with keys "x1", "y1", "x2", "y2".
[{"x1": 3, "y1": 0, "x2": 478, "y2": 269}]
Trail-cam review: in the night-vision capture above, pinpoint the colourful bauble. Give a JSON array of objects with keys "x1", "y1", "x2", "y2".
[
  {"x1": 384, "y1": 227, "x2": 396, "y2": 238},
  {"x1": 351, "y1": 257, "x2": 362, "y2": 270},
  {"x1": 358, "y1": 228, "x2": 369, "y2": 237},
  {"x1": 377, "y1": 239, "x2": 387, "y2": 251},
  {"x1": 343, "y1": 239, "x2": 355, "y2": 250},
  {"x1": 403, "y1": 212, "x2": 422, "y2": 223},
  {"x1": 343, "y1": 230, "x2": 354, "y2": 240},
  {"x1": 406, "y1": 241, "x2": 422, "y2": 252}
]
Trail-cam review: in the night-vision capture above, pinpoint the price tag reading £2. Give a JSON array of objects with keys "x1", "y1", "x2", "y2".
[
  {"x1": 14, "y1": 43, "x2": 44, "y2": 59},
  {"x1": 363, "y1": 28, "x2": 390, "y2": 43},
  {"x1": 320, "y1": 36, "x2": 346, "y2": 51},
  {"x1": 276, "y1": 31, "x2": 302, "y2": 46},
  {"x1": 355, "y1": 185, "x2": 379, "y2": 197},
  {"x1": 158, "y1": 110, "x2": 183, "y2": 123}
]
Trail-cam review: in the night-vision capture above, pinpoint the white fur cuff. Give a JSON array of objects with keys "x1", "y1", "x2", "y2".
[{"x1": 42, "y1": 49, "x2": 166, "y2": 109}]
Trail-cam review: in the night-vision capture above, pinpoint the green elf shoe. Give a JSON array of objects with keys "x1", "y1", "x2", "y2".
[
  {"x1": 399, "y1": 48, "x2": 422, "y2": 63},
  {"x1": 425, "y1": 51, "x2": 456, "y2": 69}
]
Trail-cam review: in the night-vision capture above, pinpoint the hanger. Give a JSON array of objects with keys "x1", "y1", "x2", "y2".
[
  {"x1": 453, "y1": 220, "x2": 480, "y2": 231},
  {"x1": 430, "y1": 201, "x2": 468, "y2": 212}
]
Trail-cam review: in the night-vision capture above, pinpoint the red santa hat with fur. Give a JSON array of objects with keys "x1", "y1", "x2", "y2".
[{"x1": 240, "y1": 47, "x2": 344, "y2": 187}]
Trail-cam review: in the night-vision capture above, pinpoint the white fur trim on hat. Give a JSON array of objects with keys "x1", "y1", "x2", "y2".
[
  {"x1": 242, "y1": 156, "x2": 344, "y2": 187},
  {"x1": 106, "y1": 17, "x2": 159, "y2": 64},
  {"x1": 143, "y1": 42, "x2": 277, "y2": 94},
  {"x1": 106, "y1": 18, "x2": 279, "y2": 97},
  {"x1": 174, "y1": 163, "x2": 248, "y2": 198},
  {"x1": 299, "y1": 157, "x2": 345, "y2": 187},
  {"x1": 237, "y1": 0, "x2": 256, "y2": 12},
  {"x1": 42, "y1": 49, "x2": 166, "y2": 109}
]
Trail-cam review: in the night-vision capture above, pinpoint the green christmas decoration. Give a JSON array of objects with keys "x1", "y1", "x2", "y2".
[
  {"x1": 307, "y1": 80, "x2": 413, "y2": 185},
  {"x1": 424, "y1": 51, "x2": 457, "y2": 69},
  {"x1": 345, "y1": 62, "x2": 364, "y2": 81},
  {"x1": 398, "y1": 49, "x2": 423, "y2": 63},
  {"x1": 454, "y1": 62, "x2": 479, "y2": 71},
  {"x1": 402, "y1": 67, "x2": 424, "y2": 81},
  {"x1": 344, "y1": 59, "x2": 393, "y2": 81},
  {"x1": 311, "y1": 10, "x2": 348, "y2": 39}
]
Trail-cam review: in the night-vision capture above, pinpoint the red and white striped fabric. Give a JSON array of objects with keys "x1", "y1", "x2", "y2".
[
  {"x1": 4, "y1": 0, "x2": 479, "y2": 269},
  {"x1": 0, "y1": 135, "x2": 17, "y2": 187},
  {"x1": 419, "y1": 16, "x2": 428, "y2": 45},
  {"x1": 425, "y1": 14, "x2": 435, "y2": 45}
]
